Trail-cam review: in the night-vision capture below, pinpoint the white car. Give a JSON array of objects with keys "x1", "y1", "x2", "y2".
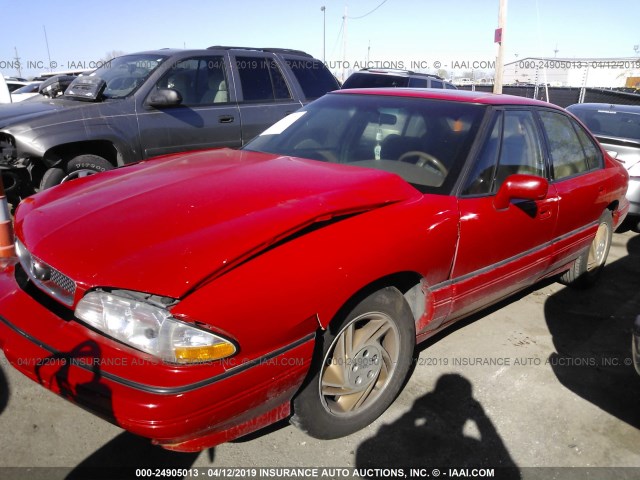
[
  {"x1": 10, "y1": 82, "x2": 41, "y2": 102},
  {"x1": 0, "y1": 74, "x2": 11, "y2": 103}
]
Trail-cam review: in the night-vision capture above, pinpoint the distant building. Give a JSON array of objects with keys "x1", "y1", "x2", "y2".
[{"x1": 503, "y1": 57, "x2": 640, "y2": 88}]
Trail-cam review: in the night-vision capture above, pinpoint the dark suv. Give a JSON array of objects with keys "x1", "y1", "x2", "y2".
[
  {"x1": 342, "y1": 69, "x2": 457, "y2": 90},
  {"x1": 0, "y1": 47, "x2": 339, "y2": 202}
]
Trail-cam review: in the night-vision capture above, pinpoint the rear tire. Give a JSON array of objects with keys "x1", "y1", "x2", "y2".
[
  {"x1": 40, "y1": 154, "x2": 114, "y2": 190},
  {"x1": 560, "y1": 209, "x2": 613, "y2": 288},
  {"x1": 291, "y1": 287, "x2": 415, "y2": 439}
]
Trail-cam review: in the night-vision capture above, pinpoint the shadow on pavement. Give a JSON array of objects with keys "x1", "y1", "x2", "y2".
[
  {"x1": 355, "y1": 374, "x2": 520, "y2": 479},
  {"x1": 545, "y1": 233, "x2": 640, "y2": 428},
  {"x1": 0, "y1": 364, "x2": 8, "y2": 416},
  {"x1": 66, "y1": 432, "x2": 204, "y2": 480}
]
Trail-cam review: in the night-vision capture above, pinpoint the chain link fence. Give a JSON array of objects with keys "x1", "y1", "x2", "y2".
[{"x1": 459, "y1": 85, "x2": 640, "y2": 108}]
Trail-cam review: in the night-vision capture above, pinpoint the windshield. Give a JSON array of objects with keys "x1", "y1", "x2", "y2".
[
  {"x1": 244, "y1": 93, "x2": 486, "y2": 194},
  {"x1": 12, "y1": 83, "x2": 40, "y2": 94},
  {"x1": 572, "y1": 107, "x2": 640, "y2": 142},
  {"x1": 88, "y1": 54, "x2": 168, "y2": 99}
]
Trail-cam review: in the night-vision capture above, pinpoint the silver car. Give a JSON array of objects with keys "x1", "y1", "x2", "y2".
[{"x1": 567, "y1": 103, "x2": 640, "y2": 231}]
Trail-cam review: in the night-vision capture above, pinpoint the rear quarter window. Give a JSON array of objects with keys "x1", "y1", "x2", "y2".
[{"x1": 285, "y1": 58, "x2": 339, "y2": 100}]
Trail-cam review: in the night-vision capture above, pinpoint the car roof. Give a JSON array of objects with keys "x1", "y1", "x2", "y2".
[
  {"x1": 351, "y1": 69, "x2": 442, "y2": 79},
  {"x1": 567, "y1": 103, "x2": 640, "y2": 114},
  {"x1": 334, "y1": 87, "x2": 562, "y2": 108}
]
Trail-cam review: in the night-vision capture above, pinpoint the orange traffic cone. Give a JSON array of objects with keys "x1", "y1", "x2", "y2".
[{"x1": 0, "y1": 177, "x2": 16, "y2": 258}]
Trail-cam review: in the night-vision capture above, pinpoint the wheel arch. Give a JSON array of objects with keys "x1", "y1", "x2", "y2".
[
  {"x1": 42, "y1": 140, "x2": 122, "y2": 169},
  {"x1": 317, "y1": 270, "x2": 423, "y2": 332}
]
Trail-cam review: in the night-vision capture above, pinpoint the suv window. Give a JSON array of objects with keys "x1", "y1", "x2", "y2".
[
  {"x1": 462, "y1": 110, "x2": 545, "y2": 195},
  {"x1": 407, "y1": 77, "x2": 428, "y2": 88},
  {"x1": 156, "y1": 56, "x2": 229, "y2": 105},
  {"x1": 285, "y1": 58, "x2": 339, "y2": 100},
  {"x1": 236, "y1": 56, "x2": 291, "y2": 102},
  {"x1": 342, "y1": 72, "x2": 456, "y2": 90},
  {"x1": 538, "y1": 111, "x2": 590, "y2": 180},
  {"x1": 342, "y1": 73, "x2": 409, "y2": 88}
]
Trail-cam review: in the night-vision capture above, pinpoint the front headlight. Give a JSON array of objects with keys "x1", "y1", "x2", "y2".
[{"x1": 75, "y1": 291, "x2": 236, "y2": 364}]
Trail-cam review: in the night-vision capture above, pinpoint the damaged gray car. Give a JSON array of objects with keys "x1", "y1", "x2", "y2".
[{"x1": 0, "y1": 47, "x2": 339, "y2": 203}]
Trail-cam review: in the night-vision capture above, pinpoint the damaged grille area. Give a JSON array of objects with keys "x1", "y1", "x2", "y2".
[{"x1": 15, "y1": 239, "x2": 77, "y2": 306}]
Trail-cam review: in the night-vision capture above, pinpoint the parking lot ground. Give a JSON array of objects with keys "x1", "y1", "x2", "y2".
[{"x1": 0, "y1": 231, "x2": 639, "y2": 480}]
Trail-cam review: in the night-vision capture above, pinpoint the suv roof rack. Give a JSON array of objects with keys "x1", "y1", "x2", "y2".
[{"x1": 207, "y1": 46, "x2": 312, "y2": 57}]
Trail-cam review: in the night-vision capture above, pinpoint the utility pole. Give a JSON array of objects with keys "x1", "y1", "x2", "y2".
[
  {"x1": 493, "y1": 0, "x2": 507, "y2": 94},
  {"x1": 321, "y1": 6, "x2": 326, "y2": 63},
  {"x1": 13, "y1": 47, "x2": 22, "y2": 78},
  {"x1": 342, "y1": 5, "x2": 348, "y2": 82},
  {"x1": 43, "y1": 25, "x2": 52, "y2": 72}
]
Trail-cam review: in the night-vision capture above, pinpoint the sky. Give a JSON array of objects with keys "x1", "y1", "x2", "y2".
[{"x1": 1, "y1": 0, "x2": 639, "y2": 79}]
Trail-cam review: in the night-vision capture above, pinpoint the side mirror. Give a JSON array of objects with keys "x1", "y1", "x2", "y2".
[
  {"x1": 493, "y1": 174, "x2": 548, "y2": 210},
  {"x1": 147, "y1": 88, "x2": 182, "y2": 107}
]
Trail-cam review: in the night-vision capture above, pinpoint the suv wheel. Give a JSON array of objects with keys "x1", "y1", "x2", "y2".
[{"x1": 40, "y1": 154, "x2": 114, "y2": 190}]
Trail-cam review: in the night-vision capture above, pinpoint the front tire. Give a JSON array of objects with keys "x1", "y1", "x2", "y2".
[
  {"x1": 40, "y1": 154, "x2": 114, "y2": 190},
  {"x1": 291, "y1": 287, "x2": 415, "y2": 439},
  {"x1": 560, "y1": 209, "x2": 613, "y2": 288}
]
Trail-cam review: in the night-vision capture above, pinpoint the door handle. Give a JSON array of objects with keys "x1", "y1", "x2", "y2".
[
  {"x1": 219, "y1": 115, "x2": 234, "y2": 123},
  {"x1": 539, "y1": 207, "x2": 552, "y2": 219}
]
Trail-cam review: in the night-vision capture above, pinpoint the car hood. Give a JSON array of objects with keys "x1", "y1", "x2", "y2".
[
  {"x1": 16, "y1": 149, "x2": 420, "y2": 300},
  {"x1": 0, "y1": 97, "x2": 72, "y2": 127}
]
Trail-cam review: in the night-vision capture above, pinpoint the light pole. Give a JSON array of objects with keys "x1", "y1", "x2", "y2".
[
  {"x1": 493, "y1": 0, "x2": 508, "y2": 94},
  {"x1": 321, "y1": 6, "x2": 326, "y2": 63}
]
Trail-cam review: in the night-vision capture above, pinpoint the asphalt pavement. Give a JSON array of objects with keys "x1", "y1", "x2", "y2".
[{"x1": 0, "y1": 231, "x2": 639, "y2": 480}]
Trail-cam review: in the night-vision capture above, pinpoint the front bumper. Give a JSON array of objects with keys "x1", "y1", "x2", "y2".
[{"x1": 0, "y1": 265, "x2": 315, "y2": 451}]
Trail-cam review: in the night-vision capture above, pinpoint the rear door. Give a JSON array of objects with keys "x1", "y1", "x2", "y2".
[
  {"x1": 230, "y1": 53, "x2": 302, "y2": 143},
  {"x1": 536, "y1": 109, "x2": 611, "y2": 269},
  {"x1": 449, "y1": 109, "x2": 559, "y2": 319},
  {"x1": 136, "y1": 54, "x2": 242, "y2": 158}
]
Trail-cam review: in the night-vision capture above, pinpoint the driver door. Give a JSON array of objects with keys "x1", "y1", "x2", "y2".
[
  {"x1": 449, "y1": 109, "x2": 559, "y2": 319},
  {"x1": 136, "y1": 55, "x2": 241, "y2": 158}
]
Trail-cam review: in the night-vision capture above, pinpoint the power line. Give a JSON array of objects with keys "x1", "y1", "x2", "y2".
[
  {"x1": 330, "y1": 17, "x2": 345, "y2": 58},
  {"x1": 348, "y1": 0, "x2": 390, "y2": 20}
]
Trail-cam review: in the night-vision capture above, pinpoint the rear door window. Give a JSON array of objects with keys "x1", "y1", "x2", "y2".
[
  {"x1": 538, "y1": 111, "x2": 591, "y2": 180},
  {"x1": 236, "y1": 56, "x2": 292, "y2": 102}
]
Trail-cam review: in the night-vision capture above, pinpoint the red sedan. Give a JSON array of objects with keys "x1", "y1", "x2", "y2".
[{"x1": 0, "y1": 89, "x2": 629, "y2": 451}]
